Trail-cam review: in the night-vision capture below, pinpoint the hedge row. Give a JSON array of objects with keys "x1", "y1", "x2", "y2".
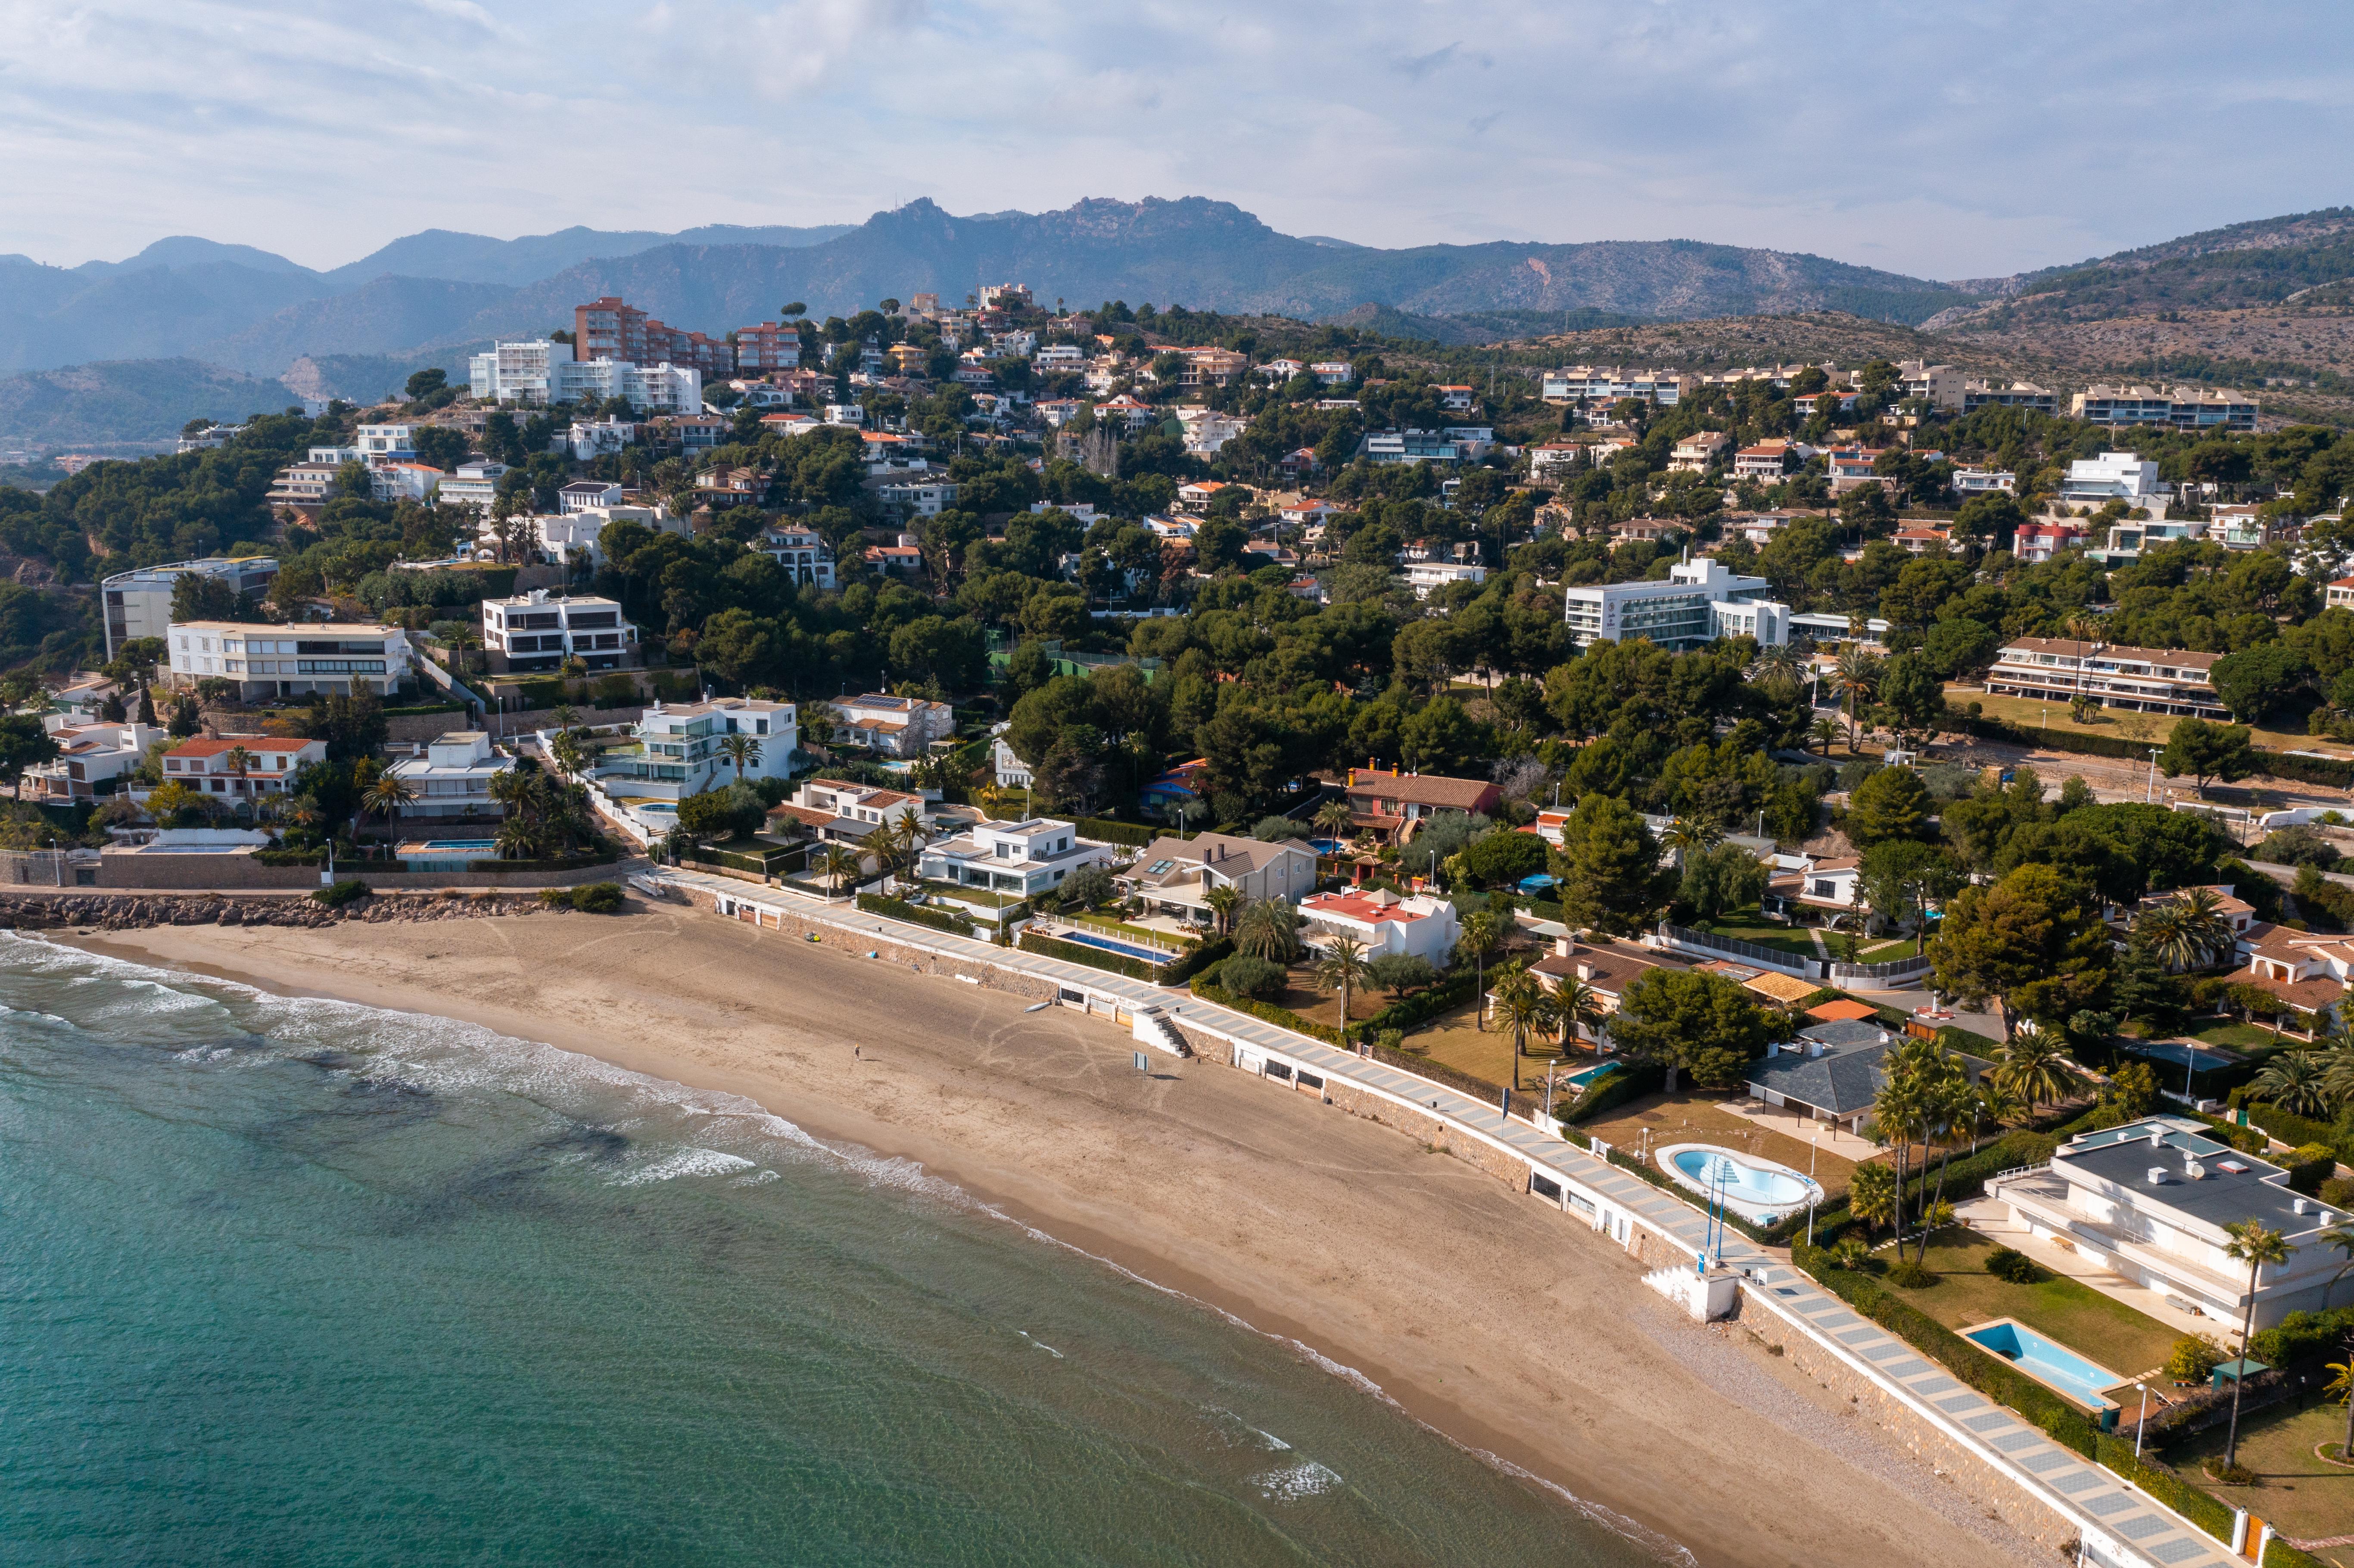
[
  {"x1": 1189, "y1": 978, "x2": 1352, "y2": 1047},
  {"x1": 859, "y1": 893, "x2": 976, "y2": 937},
  {"x1": 2089, "y1": 1437, "x2": 2236, "y2": 1543},
  {"x1": 1560, "y1": 1058, "x2": 1663, "y2": 1124},
  {"x1": 1069, "y1": 816, "x2": 1169, "y2": 847},
  {"x1": 1157, "y1": 936, "x2": 1233, "y2": 986},
  {"x1": 2249, "y1": 1304, "x2": 2354, "y2": 1369},
  {"x1": 2237, "y1": 1098, "x2": 2354, "y2": 1160},
  {"x1": 1793, "y1": 1242, "x2": 2097, "y2": 1454},
  {"x1": 1358, "y1": 969, "x2": 1479, "y2": 1036},
  {"x1": 1021, "y1": 929, "x2": 1158, "y2": 982},
  {"x1": 464, "y1": 852, "x2": 619, "y2": 874}
]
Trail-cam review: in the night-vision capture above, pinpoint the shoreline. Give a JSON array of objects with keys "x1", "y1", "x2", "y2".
[{"x1": 52, "y1": 915, "x2": 2043, "y2": 1568}]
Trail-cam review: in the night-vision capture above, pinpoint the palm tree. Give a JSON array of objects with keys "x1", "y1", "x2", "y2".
[
  {"x1": 495, "y1": 815, "x2": 548, "y2": 861},
  {"x1": 223, "y1": 745, "x2": 255, "y2": 806},
  {"x1": 1314, "y1": 935, "x2": 1370, "y2": 1025},
  {"x1": 2219, "y1": 1220, "x2": 2294, "y2": 1471},
  {"x1": 887, "y1": 809, "x2": 928, "y2": 884},
  {"x1": 549, "y1": 731, "x2": 584, "y2": 779},
  {"x1": 1553, "y1": 977, "x2": 1606, "y2": 1052},
  {"x1": 1808, "y1": 716, "x2": 1840, "y2": 757},
  {"x1": 1488, "y1": 962, "x2": 1561, "y2": 1090},
  {"x1": 1203, "y1": 884, "x2": 1243, "y2": 937},
  {"x1": 552, "y1": 703, "x2": 579, "y2": 734},
  {"x1": 2319, "y1": 1219, "x2": 2354, "y2": 1309},
  {"x1": 2322, "y1": 1042, "x2": 2354, "y2": 1113},
  {"x1": 1993, "y1": 1031, "x2": 2074, "y2": 1111},
  {"x1": 1660, "y1": 815, "x2": 1722, "y2": 873},
  {"x1": 1977, "y1": 1080, "x2": 2033, "y2": 1131},
  {"x1": 2252, "y1": 1051, "x2": 2332, "y2": 1118},
  {"x1": 1234, "y1": 897, "x2": 1302, "y2": 963},
  {"x1": 361, "y1": 773, "x2": 417, "y2": 846},
  {"x1": 718, "y1": 732, "x2": 761, "y2": 784},
  {"x1": 1832, "y1": 649, "x2": 1880, "y2": 751},
  {"x1": 1458, "y1": 909, "x2": 1503, "y2": 1032},
  {"x1": 1313, "y1": 798, "x2": 1352, "y2": 840},
  {"x1": 819, "y1": 843, "x2": 860, "y2": 897},
  {"x1": 2133, "y1": 902, "x2": 2195, "y2": 973},
  {"x1": 1870, "y1": 1070, "x2": 1928, "y2": 1247}
]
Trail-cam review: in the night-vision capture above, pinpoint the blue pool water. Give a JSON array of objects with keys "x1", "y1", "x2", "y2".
[
  {"x1": 1518, "y1": 874, "x2": 1559, "y2": 894},
  {"x1": 1562, "y1": 1062, "x2": 1619, "y2": 1091},
  {"x1": 2126, "y1": 1039, "x2": 2237, "y2": 1073},
  {"x1": 1059, "y1": 928, "x2": 1171, "y2": 964},
  {"x1": 1964, "y1": 1320, "x2": 2123, "y2": 1411},
  {"x1": 1668, "y1": 1149, "x2": 1813, "y2": 1209},
  {"x1": 1308, "y1": 838, "x2": 1349, "y2": 856},
  {"x1": 416, "y1": 839, "x2": 498, "y2": 853}
]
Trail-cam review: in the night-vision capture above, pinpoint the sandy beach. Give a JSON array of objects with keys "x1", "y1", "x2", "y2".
[{"x1": 60, "y1": 905, "x2": 2043, "y2": 1568}]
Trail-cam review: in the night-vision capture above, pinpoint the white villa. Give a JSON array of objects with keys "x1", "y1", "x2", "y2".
[
  {"x1": 386, "y1": 731, "x2": 510, "y2": 820},
  {"x1": 917, "y1": 817, "x2": 1112, "y2": 898},
  {"x1": 779, "y1": 781, "x2": 934, "y2": 843},
  {"x1": 1989, "y1": 1118, "x2": 2348, "y2": 1328},
  {"x1": 1297, "y1": 888, "x2": 1460, "y2": 965},
  {"x1": 20, "y1": 721, "x2": 165, "y2": 803},
  {"x1": 592, "y1": 697, "x2": 796, "y2": 804}
]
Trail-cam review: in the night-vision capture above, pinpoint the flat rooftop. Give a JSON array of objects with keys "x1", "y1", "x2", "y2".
[{"x1": 2055, "y1": 1119, "x2": 2336, "y2": 1236}]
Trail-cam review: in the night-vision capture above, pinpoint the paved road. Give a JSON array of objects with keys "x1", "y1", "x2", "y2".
[{"x1": 645, "y1": 862, "x2": 2242, "y2": 1568}]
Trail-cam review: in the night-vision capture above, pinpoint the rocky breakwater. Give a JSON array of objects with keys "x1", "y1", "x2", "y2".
[{"x1": 0, "y1": 892, "x2": 556, "y2": 931}]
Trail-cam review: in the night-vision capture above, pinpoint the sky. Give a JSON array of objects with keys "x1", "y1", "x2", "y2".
[{"x1": 1, "y1": 0, "x2": 2348, "y2": 280}]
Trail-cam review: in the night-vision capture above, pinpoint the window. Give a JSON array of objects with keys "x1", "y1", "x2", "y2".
[{"x1": 1144, "y1": 858, "x2": 1174, "y2": 875}]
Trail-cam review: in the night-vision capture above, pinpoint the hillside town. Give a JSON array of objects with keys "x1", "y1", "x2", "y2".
[{"x1": 0, "y1": 277, "x2": 2351, "y2": 1568}]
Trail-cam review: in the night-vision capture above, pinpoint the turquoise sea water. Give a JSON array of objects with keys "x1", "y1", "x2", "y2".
[{"x1": 0, "y1": 934, "x2": 1682, "y2": 1566}]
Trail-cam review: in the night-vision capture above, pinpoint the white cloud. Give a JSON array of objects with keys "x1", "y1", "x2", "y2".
[{"x1": 0, "y1": 0, "x2": 2344, "y2": 280}]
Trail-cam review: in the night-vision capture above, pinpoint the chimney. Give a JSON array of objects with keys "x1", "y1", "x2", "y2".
[
  {"x1": 1806, "y1": 1041, "x2": 1823, "y2": 1058},
  {"x1": 1766, "y1": 1040, "x2": 1781, "y2": 1058},
  {"x1": 2148, "y1": 1166, "x2": 2168, "y2": 1185},
  {"x1": 1554, "y1": 936, "x2": 1572, "y2": 958}
]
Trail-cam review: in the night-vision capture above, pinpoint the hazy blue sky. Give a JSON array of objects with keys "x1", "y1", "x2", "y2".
[{"x1": 3, "y1": 0, "x2": 2347, "y2": 278}]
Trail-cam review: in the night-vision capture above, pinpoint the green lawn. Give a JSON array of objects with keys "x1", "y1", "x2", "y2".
[
  {"x1": 1701, "y1": 914, "x2": 1822, "y2": 958},
  {"x1": 1874, "y1": 1231, "x2": 2184, "y2": 1401},
  {"x1": 2171, "y1": 1403, "x2": 2354, "y2": 1562},
  {"x1": 921, "y1": 880, "x2": 1021, "y2": 909},
  {"x1": 2194, "y1": 1022, "x2": 2277, "y2": 1051}
]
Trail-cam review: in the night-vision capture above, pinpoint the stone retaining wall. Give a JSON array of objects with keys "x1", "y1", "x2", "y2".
[
  {"x1": 0, "y1": 890, "x2": 558, "y2": 930},
  {"x1": 0, "y1": 849, "x2": 617, "y2": 893},
  {"x1": 681, "y1": 885, "x2": 1057, "y2": 1005}
]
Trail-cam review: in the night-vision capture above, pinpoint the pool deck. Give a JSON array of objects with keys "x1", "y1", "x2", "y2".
[
  {"x1": 1956, "y1": 1197, "x2": 2223, "y2": 1342},
  {"x1": 647, "y1": 860, "x2": 2254, "y2": 1568}
]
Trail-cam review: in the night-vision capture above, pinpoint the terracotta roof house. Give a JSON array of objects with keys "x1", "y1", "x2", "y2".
[
  {"x1": 2218, "y1": 921, "x2": 2354, "y2": 1024},
  {"x1": 1341, "y1": 765, "x2": 1504, "y2": 843},
  {"x1": 1121, "y1": 831, "x2": 1316, "y2": 921},
  {"x1": 1527, "y1": 935, "x2": 1691, "y2": 1046}
]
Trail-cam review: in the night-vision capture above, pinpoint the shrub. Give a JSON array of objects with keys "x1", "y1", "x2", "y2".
[
  {"x1": 1885, "y1": 1259, "x2": 1939, "y2": 1288},
  {"x1": 1216, "y1": 953, "x2": 1288, "y2": 999},
  {"x1": 312, "y1": 878, "x2": 370, "y2": 908},
  {"x1": 2204, "y1": 1457, "x2": 2257, "y2": 1487},
  {"x1": 1366, "y1": 951, "x2": 1436, "y2": 996},
  {"x1": 2163, "y1": 1332, "x2": 2227, "y2": 1382},
  {"x1": 2321, "y1": 1174, "x2": 2354, "y2": 1208},
  {"x1": 570, "y1": 881, "x2": 625, "y2": 914},
  {"x1": 1058, "y1": 864, "x2": 1117, "y2": 909},
  {"x1": 1829, "y1": 1237, "x2": 1872, "y2": 1270},
  {"x1": 1985, "y1": 1246, "x2": 2045, "y2": 1285},
  {"x1": 1374, "y1": 1028, "x2": 1405, "y2": 1052}
]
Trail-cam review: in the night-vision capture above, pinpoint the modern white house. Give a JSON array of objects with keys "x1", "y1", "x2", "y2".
[
  {"x1": 1120, "y1": 832, "x2": 1317, "y2": 924},
  {"x1": 781, "y1": 780, "x2": 934, "y2": 843},
  {"x1": 1404, "y1": 561, "x2": 1487, "y2": 600},
  {"x1": 1989, "y1": 1118, "x2": 2348, "y2": 1328},
  {"x1": 591, "y1": 697, "x2": 797, "y2": 804},
  {"x1": 1562, "y1": 555, "x2": 1790, "y2": 650},
  {"x1": 988, "y1": 721, "x2": 1033, "y2": 790},
  {"x1": 480, "y1": 591, "x2": 640, "y2": 673},
  {"x1": 385, "y1": 731, "x2": 511, "y2": 820},
  {"x1": 1298, "y1": 887, "x2": 1460, "y2": 965},
  {"x1": 101, "y1": 556, "x2": 279, "y2": 657},
  {"x1": 917, "y1": 817, "x2": 1112, "y2": 898},
  {"x1": 754, "y1": 525, "x2": 837, "y2": 588},
  {"x1": 20, "y1": 721, "x2": 166, "y2": 803},
  {"x1": 1763, "y1": 853, "x2": 1863, "y2": 918},
  {"x1": 168, "y1": 622, "x2": 411, "y2": 703},
  {"x1": 432, "y1": 460, "x2": 508, "y2": 510},
  {"x1": 2058, "y1": 451, "x2": 2164, "y2": 505}
]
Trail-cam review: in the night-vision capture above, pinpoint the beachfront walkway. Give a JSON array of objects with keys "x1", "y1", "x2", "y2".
[{"x1": 646, "y1": 863, "x2": 2245, "y2": 1568}]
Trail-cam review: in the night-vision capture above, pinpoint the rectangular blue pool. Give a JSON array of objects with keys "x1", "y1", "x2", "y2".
[
  {"x1": 1963, "y1": 1319, "x2": 2123, "y2": 1414},
  {"x1": 1056, "y1": 929, "x2": 1171, "y2": 964},
  {"x1": 1561, "y1": 1062, "x2": 1620, "y2": 1091},
  {"x1": 2127, "y1": 1039, "x2": 2238, "y2": 1073}
]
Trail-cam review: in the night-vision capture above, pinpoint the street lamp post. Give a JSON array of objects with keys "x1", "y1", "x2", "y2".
[{"x1": 2134, "y1": 1383, "x2": 2150, "y2": 1459}]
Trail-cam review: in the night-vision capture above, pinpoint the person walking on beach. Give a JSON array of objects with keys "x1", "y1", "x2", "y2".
[{"x1": 853, "y1": 1045, "x2": 861, "y2": 1063}]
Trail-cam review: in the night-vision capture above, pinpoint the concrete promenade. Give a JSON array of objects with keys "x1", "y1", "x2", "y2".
[{"x1": 645, "y1": 862, "x2": 2245, "y2": 1568}]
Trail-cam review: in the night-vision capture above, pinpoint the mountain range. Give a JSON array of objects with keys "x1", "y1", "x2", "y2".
[{"x1": 7, "y1": 199, "x2": 2354, "y2": 450}]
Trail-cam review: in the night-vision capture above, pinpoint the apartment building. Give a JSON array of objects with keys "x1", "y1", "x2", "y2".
[
  {"x1": 573, "y1": 297, "x2": 731, "y2": 377},
  {"x1": 480, "y1": 590, "x2": 639, "y2": 673},
  {"x1": 265, "y1": 461, "x2": 343, "y2": 511},
  {"x1": 2072, "y1": 384, "x2": 2259, "y2": 432},
  {"x1": 1540, "y1": 367, "x2": 1691, "y2": 405},
  {"x1": 471, "y1": 337, "x2": 702, "y2": 412},
  {"x1": 1980, "y1": 637, "x2": 2225, "y2": 719},
  {"x1": 433, "y1": 460, "x2": 508, "y2": 510},
  {"x1": 831, "y1": 693, "x2": 954, "y2": 758},
  {"x1": 592, "y1": 697, "x2": 797, "y2": 803},
  {"x1": 1364, "y1": 429, "x2": 1461, "y2": 464},
  {"x1": 386, "y1": 731, "x2": 510, "y2": 820},
  {"x1": 1893, "y1": 360, "x2": 1965, "y2": 411},
  {"x1": 168, "y1": 622, "x2": 408, "y2": 702},
  {"x1": 101, "y1": 556, "x2": 278, "y2": 657},
  {"x1": 467, "y1": 339, "x2": 570, "y2": 404},
  {"x1": 1562, "y1": 556, "x2": 1788, "y2": 650},
  {"x1": 919, "y1": 817, "x2": 1108, "y2": 899},
  {"x1": 1669, "y1": 432, "x2": 1729, "y2": 472},
  {"x1": 158, "y1": 734, "x2": 330, "y2": 798},
  {"x1": 20, "y1": 721, "x2": 166, "y2": 803},
  {"x1": 733, "y1": 322, "x2": 802, "y2": 373},
  {"x1": 1962, "y1": 381, "x2": 2057, "y2": 415},
  {"x1": 1989, "y1": 1118, "x2": 2346, "y2": 1328},
  {"x1": 355, "y1": 423, "x2": 417, "y2": 461}
]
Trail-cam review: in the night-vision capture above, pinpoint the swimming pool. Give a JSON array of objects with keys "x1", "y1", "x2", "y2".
[
  {"x1": 1964, "y1": 1319, "x2": 2124, "y2": 1415},
  {"x1": 1055, "y1": 928, "x2": 1172, "y2": 964},
  {"x1": 1308, "y1": 837, "x2": 1349, "y2": 856},
  {"x1": 1656, "y1": 1143, "x2": 1825, "y2": 1225},
  {"x1": 2126, "y1": 1039, "x2": 2238, "y2": 1074},
  {"x1": 415, "y1": 840, "x2": 498, "y2": 853},
  {"x1": 1560, "y1": 1061, "x2": 1620, "y2": 1092}
]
